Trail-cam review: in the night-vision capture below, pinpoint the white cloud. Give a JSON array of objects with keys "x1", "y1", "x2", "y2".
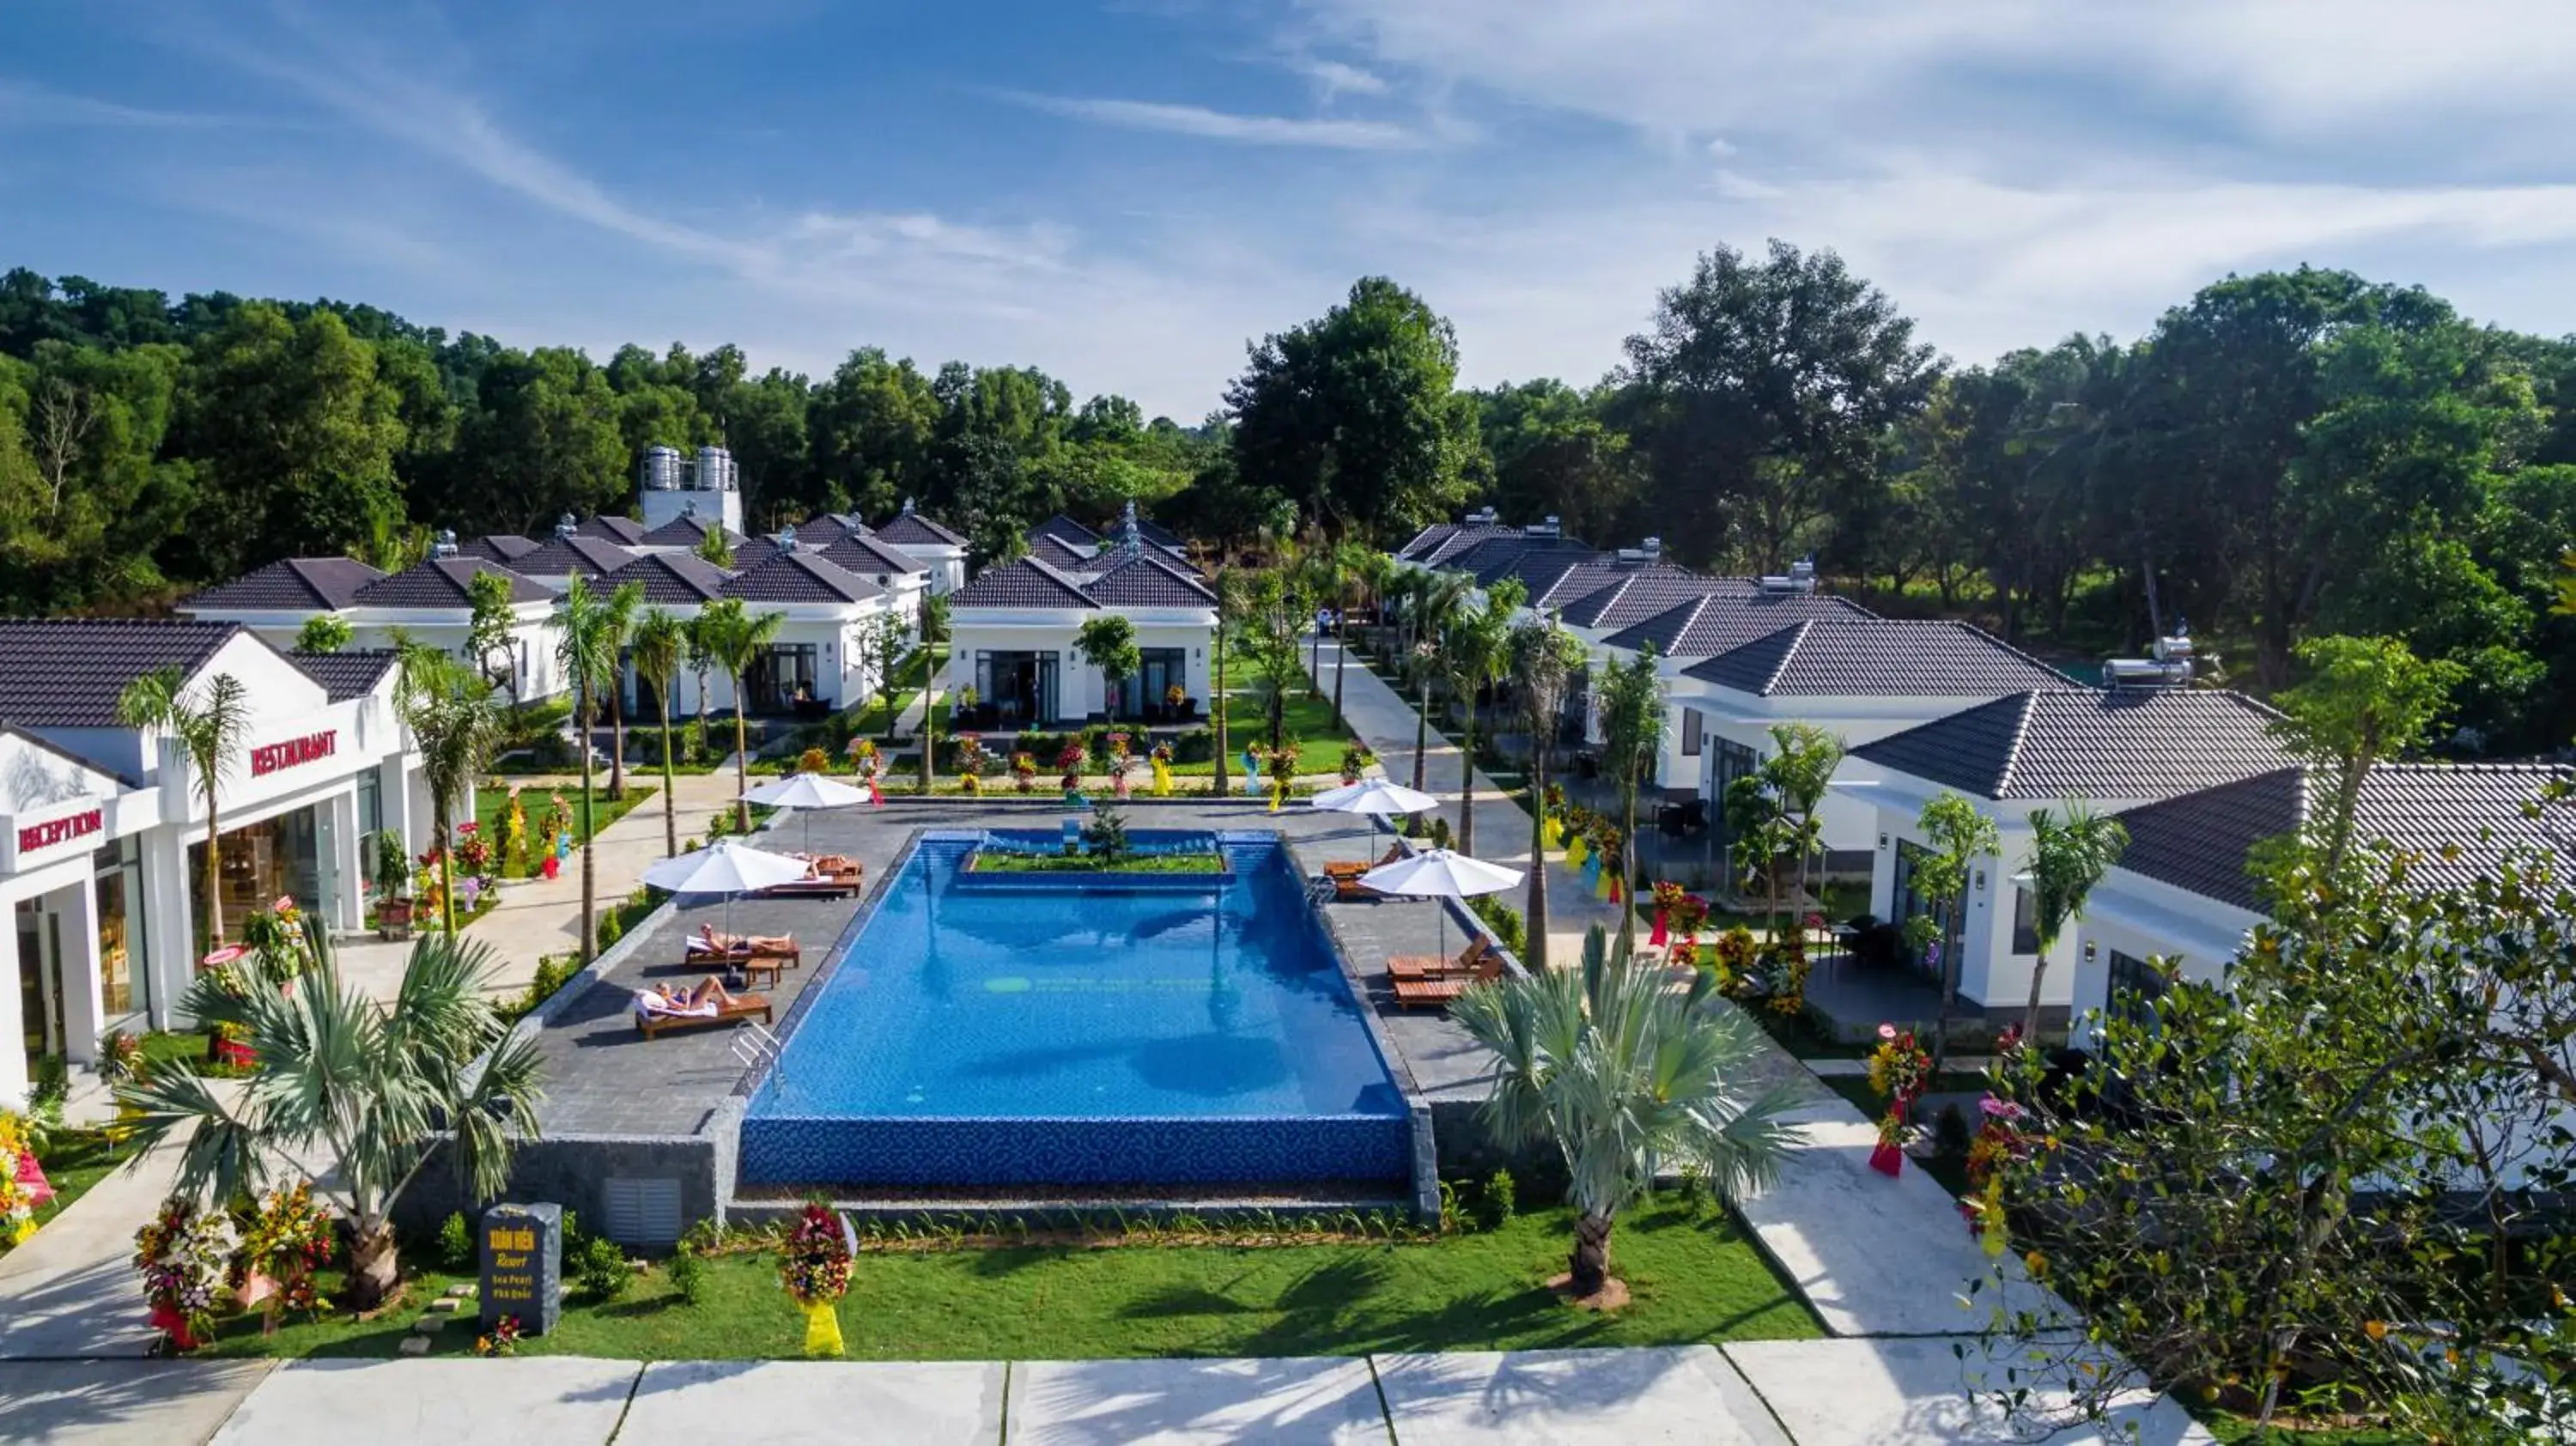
[
  {"x1": 1287, "y1": 57, "x2": 1389, "y2": 100},
  {"x1": 1006, "y1": 93, "x2": 1433, "y2": 150}
]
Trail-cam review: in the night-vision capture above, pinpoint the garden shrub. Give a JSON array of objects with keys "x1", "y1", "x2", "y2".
[
  {"x1": 667, "y1": 1247, "x2": 708, "y2": 1306},
  {"x1": 438, "y1": 1211, "x2": 475, "y2": 1272},
  {"x1": 1429, "y1": 817, "x2": 1453, "y2": 851},
  {"x1": 1477, "y1": 1168, "x2": 1517, "y2": 1230},
  {"x1": 596, "y1": 909, "x2": 623, "y2": 952},
  {"x1": 1170, "y1": 727, "x2": 1215, "y2": 764},
  {"x1": 1469, "y1": 896, "x2": 1525, "y2": 957},
  {"x1": 574, "y1": 1234, "x2": 633, "y2": 1301}
]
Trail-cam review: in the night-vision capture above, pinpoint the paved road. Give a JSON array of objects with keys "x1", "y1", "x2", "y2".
[{"x1": 0, "y1": 1344, "x2": 2213, "y2": 1444}]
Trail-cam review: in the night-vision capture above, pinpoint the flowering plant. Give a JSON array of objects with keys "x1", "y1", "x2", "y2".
[
  {"x1": 475, "y1": 1315, "x2": 524, "y2": 1357},
  {"x1": 1164, "y1": 682, "x2": 1186, "y2": 708},
  {"x1": 1652, "y1": 880, "x2": 1690, "y2": 911},
  {"x1": 234, "y1": 1182, "x2": 335, "y2": 1332},
  {"x1": 1965, "y1": 1095, "x2": 2030, "y2": 1191},
  {"x1": 539, "y1": 794, "x2": 572, "y2": 851},
  {"x1": 453, "y1": 822, "x2": 494, "y2": 876},
  {"x1": 1867, "y1": 1024, "x2": 1934, "y2": 1109},
  {"x1": 1011, "y1": 751, "x2": 1038, "y2": 791},
  {"x1": 503, "y1": 790, "x2": 531, "y2": 874},
  {"x1": 0, "y1": 1113, "x2": 38, "y2": 1247},
  {"x1": 1713, "y1": 926, "x2": 1759, "y2": 981},
  {"x1": 1150, "y1": 743, "x2": 1172, "y2": 763},
  {"x1": 238, "y1": 896, "x2": 312, "y2": 985},
  {"x1": 1338, "y1": 743, "x2": 1373, "y2": 782},
  {"x1": 134, "y1": 1197, "x2": 233, "y2": 1351},
  {"x1": 778, "y1": 1204, "x2": 852, "y2": 1305}
]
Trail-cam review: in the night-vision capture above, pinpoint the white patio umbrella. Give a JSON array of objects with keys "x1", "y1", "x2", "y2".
[
  {"x1": 1309, "y1": 777, "x2": 1439, "y2": 864},
  {"x1": 742, "y1": 772, "x2": 870, "y2": 851},
  {"x1": 640, "y1": 838, "x2": 815, "y2": 949},
  {"x1": 1359, "y1": 848, "x2": 1525, "y2": 960}
]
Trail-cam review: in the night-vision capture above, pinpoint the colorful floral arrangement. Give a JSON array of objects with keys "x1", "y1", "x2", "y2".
[
  {"x1": 236, "y1": 896, "x2": 311, "y2": 985},
  {"x1": 954, "y1": 732, "x2": 989, "y2": 794},
  {"x1": 1164, "y1": 682, "x2": 1187, "y2": 709},
  {"x1": 1339, "y1": 743, "x2": 1373, "y2": 784},
  {"x1": 503, "y1": 790, "x2": 531, "y2": 874},
  {"x1": 1755, "y1": 936, "x2": 1810, "y2": 1016},
  {"x1": 1712, "y1": 926, "x2": 1759, "y2": 986},
  {"x1": 234, "y1": 1182, "x2": 334, "y2": 1333},
  {"x1": 1106, "y1": 733, "x2": 1135, "y2": 798},
  {"x1": 1866, "y1": 1024, "x2": 1934, "y2": 1176},
  {"x1": 1264, "y1": 742, "x2": 1299, "y2": 813},
  {"x1": 475, "y1": 1314, "x2": 523, "y2": 1358},
  {"x1": 1011, "y1": 751, "x2": 1038, "y2": 792},
  {"x1": 539, "y1": 793, "x2": 573, "y2": 862},
  {"x1": 779, "y1": 1203, "x2": 854, "y2": 1358},
  {"x1": 134, "y1": 1197, "x2": 234, "y2": 1351},
  {"x1": 1149, "y1": 741, "x2": 1175, "y2": 796},
  {"x1": 453, "y1": 821, "x2": 494, "y2": 877},
  {"x1": 1965, "y1": 1095, "x2": 2028, "y2": 1192},
  {"x1": 0, "y1": 1112, "x2": 41, "y2": 1247}
]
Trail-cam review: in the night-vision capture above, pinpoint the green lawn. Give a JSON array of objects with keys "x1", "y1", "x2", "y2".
[
  {"x1": 197, "y1": 1204, "x2": 1818, "y2": 1361},
  {"x1": 1172, "y1": 651, "x2": 1362, "y2": 777},
  {"x1": 471, "y1": 785, "x2": 656, "y2": 878},
  {"x1": 969, "y1": 853, "x2": 1227, "y2": 874}
]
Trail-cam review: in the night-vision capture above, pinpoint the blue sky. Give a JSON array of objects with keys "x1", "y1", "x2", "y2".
[{"x1": 11, "y1": 1, "x2": 2576, "y2": 419}]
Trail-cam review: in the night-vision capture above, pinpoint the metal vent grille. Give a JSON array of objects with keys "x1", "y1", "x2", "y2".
[{"x1": 599, "y1": 1176, "x2": 683, "y2": 1246}]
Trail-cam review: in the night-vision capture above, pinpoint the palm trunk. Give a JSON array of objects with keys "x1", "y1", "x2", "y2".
[
  {"x1": 1619, "y1": 776, "x2": 1639, "y2": 956},
  {"x1": 1527, "y1": 742, "x2": 1552, "y2": 973},
  {"x1": 607, "y1": 673, "x2": 628, "y2": 800},
  {"x1": 1569, "y1": 1210, "x2": 1613, "y2": 1297},
  {"x1": 1930, "y1": 900, "x2": 1959, "y2": 1073},
  {"x1": 918, "y1": 657, "x2": 938, "y2": 791},
  {"x1": 659, "y1": 682, "x2": 679, "y2": 857},
  {"x1": 694, "y1": 664, "x2": 711, "y2": 756},
  {"x1": 1456, "y1": 699, "x2": 1478, "y2": 858},
  {"x1": 1212, "y1": 637, "x2": 1230, "y2": 795},
  {"x1": 1413, "y1": 677, "x2": 1431, "y2": 793},
  {"x1": 345, "y1": 1218, "x2": 401, "y2": 1311},
  {"x1": 578, "y1": 677, "x2": 597, "y2": 963},
  {"x1": 1331, "y1": 611, "x2": 1347, "y2": 729},
  {"x1": 434, "y1": 799, "x2": 456, "y2": 937},
  {"x1": 732, "y1": 676, "x2": 752, "y2": 832},
  {"x1": 202, "y1": 802, "x2": 224, "y2": 952}
]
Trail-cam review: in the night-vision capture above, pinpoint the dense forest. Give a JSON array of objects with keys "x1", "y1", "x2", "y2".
[{"x1": 3, "y1": 250, "x2": 2571, "y2": 754}]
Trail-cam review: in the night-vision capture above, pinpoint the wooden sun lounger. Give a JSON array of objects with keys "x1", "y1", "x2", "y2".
[
  {"x1": 1391, "y1": 953, "x2": 1503, "y2": 1011},
  {"x1": 683, "y1": 937, "x2": 802, "y2": 969},
  {"x1": 762, "y1": 858, "x2": 863, "y2": 898},
  {"x1": 1388, "y1": 937, "x2": 1489, "y2": 982},
  {"x1": 635, "y1": 993, "x2": 773, "y2": 1039}
]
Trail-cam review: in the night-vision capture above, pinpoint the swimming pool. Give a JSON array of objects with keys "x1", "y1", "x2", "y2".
[{"x1": 737, "y1": 830, "x2": 1414, "y2": 1192}]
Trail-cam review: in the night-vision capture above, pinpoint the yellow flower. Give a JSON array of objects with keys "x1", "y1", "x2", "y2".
[
  {"x1": 2023, "y1": 1250, "x2": 2049, "y2": 1279},
  {"x1": 2363, "y1": 1320, "x2": 2387, "y2": 1341}
]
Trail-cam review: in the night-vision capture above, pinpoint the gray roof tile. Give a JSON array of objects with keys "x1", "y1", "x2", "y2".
[
  {"x1": 1082, "y1": 553, "x2": 1218, "y2": 608},
  {"x1": 1605, "y1": 591, "x2": 1877, "y2": 657},
  {"x1": 292, "y1": 648, "x2": 401, "y2": 702},
  {"x1": 1555, "y1": 568, "x2": 1746, "y2": 629},
  {"x1": 1412, "y1": 524, "x2": 1521, "y2": 566},
  {"x1": 1683, "y1": 620, "x2": 2074, "y2": 697},
  {"x1": 1851, "y1": 688, "x2": 2291, "y2": 802},
  {"x1": 575, "y1": 516, "x2": 647, "y2": 544},
  {"x1": 510, "y1": 535, "x2": 637, "y2": 579},
  {"x1": 637, "y1": 511, "x2": 744, "y2": 549},
  {"x1": 353, "y1": 557, "x2": 552, "y2": 609},
  {"x1": 608, "y1": 551, "x2": 731, "y2": 605},
  {"x1": 181, "y1": 557, "x2": 386, "y2": 612},
  {"x1": 952, "y1": 557, "x2": 1097, "y2": 611},
  {"x1": 2115, "y1": 763, "x2": 2576, "y2": 911},
  {"x1": 873, "y1": 503, "x2": 964, "y2": 548},
  {"x1": 1029, "y1": 533, "x2": 1094, "y2": 570},
  {"x1": 459, "y1": 534, "x2": 540, "y2": 563},
  {"x1": 814, "y1": 532, "x2": 930, "y2": 580},
  {"x1": 1029, "y1": 514, "x2": 1101, "y2": 550},
  {"x1": 719, "y1": 552, "x2": 884, "y2": 605},
  {"x1": 0, "y1": 619, "x2": 248, "y2": 726}
]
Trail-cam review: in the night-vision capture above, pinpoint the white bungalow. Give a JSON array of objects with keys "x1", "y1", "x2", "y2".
[
  {"x1": 945, "y1": 538, "x2": 1217, "y2": 730},
  {"x1": 866, "y1": 499, "x2": 972, "y2": 594}
]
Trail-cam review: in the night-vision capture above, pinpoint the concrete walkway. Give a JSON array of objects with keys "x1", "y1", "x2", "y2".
[
  {"x1": 0, "y1": 1344, "x2": 2212, "y2": 1444},
  {"x1": 0, "y1": 1134, "x2": 192, "y2": 1360}
]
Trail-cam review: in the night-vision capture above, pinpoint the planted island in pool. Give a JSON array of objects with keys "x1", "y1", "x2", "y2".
[{"x1": 738, "y1": 829, "x2": 1415, "y2": 1195}]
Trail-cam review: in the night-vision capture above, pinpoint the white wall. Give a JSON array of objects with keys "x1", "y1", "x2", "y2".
[{"x1": 949, "y1": 613, "x2": 1215, "y2": 724}]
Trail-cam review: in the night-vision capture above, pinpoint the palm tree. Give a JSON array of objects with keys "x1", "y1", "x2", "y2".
[
  {"x1": 916, "y1": 591, "x2": 949, "y2": 790},
  {"x1": 556, "y1": 576, "x2": 641, "y2": 963},
  {"x1": 117, "y1": 668, "x2": 251, "y2": 953},
  {"x1": 629, "y1": 608, "x2": 688, "y2": 857},
  {"x1": 115, "y1": 925, "x2": 544, "y2": 1309},
  {"x1": 597, "y1": 580, "x2": 643, "y2": 800},
  {"x1": 1408, "y1": 572, "x2": 1473, "y2": 793},
  {"x1": 2021, "y1": 801, "x2": 2130, "y2": 1038},
  {"x1": 1510, "y1": 611, "x2": 1587, "y2": 973},
  {"x1": 1244, "y1": 574, "x2": 1309, "y2": 751},
  {"x1": 1441, "y1": 577, "x2": 1524, "y2": 859},
  {"x1": 1595, "y1": 643, "x2": 1667, "y2": 956},
  {"x1": 1452, "y1": 925, "x2": 1797, "y2": 1300},
  {"x1": 699, "y1": 598, "x2": 787, "y2": 830},
  {"x1": 1210, "y1": 566, "x2": 1242, "y2": 795},
  {"x1": 1763, "y1": 723, "x2": 1847, "y2": 916},
  {"x1": 684, "y1": 612, "x2": 718, "y2": 756},
  {"x1": 394, "y1": 650, "x2": 506, "y2": 937}
]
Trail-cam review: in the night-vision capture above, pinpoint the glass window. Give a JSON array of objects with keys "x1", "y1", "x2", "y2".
[
  {"x1": 2011, "y1": 886, "x2": 2040, "y2": 955},
  {"x1": 356, "y1": 771, "x2": 383, "y2": 887},
  {"x1": 2106, "y1": 949, "x2": 2169, "y2": 1028},
  {"x1": 1680, "y1": 708, "x2": 1704, "y2": 757}
]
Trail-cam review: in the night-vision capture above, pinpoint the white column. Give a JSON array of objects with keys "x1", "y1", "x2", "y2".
[
  {"x1": 58, "y1": 878, "x2": 104, "y2": 1063},
  {"x1": 0, "y1": 913, "x2": 24, "y2": 1111},
  {"x1": 379, "y1": 755, "x2": 418, "y2": 856},
  {"x1": 326, "y1": 787, "x2": 365, "y2": 933},
  {"x1": 142, "y1": 827, "x2": 193, "y2": 1030}
]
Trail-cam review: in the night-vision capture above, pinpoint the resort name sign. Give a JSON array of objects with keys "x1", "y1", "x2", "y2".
[
  {"x1": 249, "y1": 730, "x2": 337, "y2": 777},
  {"x1": 15, "y1": 806, "x2": 104, "y2": 861}
]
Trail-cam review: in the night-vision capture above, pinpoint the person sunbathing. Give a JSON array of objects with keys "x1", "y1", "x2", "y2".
[
  {"x1": 694, "y1": 923, "x2": 793, "y2": 953},
  {"x1": 641, "y1": 975, "x2": 744, "y2": 1016}
]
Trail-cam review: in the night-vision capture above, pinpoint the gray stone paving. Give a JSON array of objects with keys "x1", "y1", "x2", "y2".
[{"x1": 0, "y1": 1359, "x2": 275, "y2": 1445}]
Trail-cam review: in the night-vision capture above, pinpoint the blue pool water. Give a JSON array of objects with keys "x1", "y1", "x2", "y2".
[{"x1": 738, "y1": 831, "x2": 1413, "y2": 1190}]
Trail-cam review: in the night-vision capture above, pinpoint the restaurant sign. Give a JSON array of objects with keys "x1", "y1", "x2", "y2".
[{"x1": 249, "y1": 730, "x2": 337, "y2": 777}]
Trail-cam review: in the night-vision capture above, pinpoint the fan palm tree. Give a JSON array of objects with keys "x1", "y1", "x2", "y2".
[
  {"x1": 1440, "y1": 577, "x2": 1524, "y2": 859},
  {"x1": 1408, "y1": 572, "x2": 1473, "y2": 793},
  {"x1": 394, "y1": 650, "x2": 507, "y2": 937},
  {"x1": 629, "y1": 608, "x2": 688, "y2": 857},
  {"x1": 699, "y1": 598, "x2": 787, "y2": 830},
  {"x1": 1452, "y1": 925, "x2": 1798, "y2": 1300},
  {"x1": 556, "y1": 575, "x2": 641, "y2": 962},
  {"x1": 117, "y1": 668, "x2": 251, "y2": 953},
  {"x1": 2022, "y1": 801, "x2": 2130, "y2": 1037},
  {"x1": 1510, "y1": 611, "x2": 1587, "y2": 972},
  {"x1": 1595, "y1": 643, "x2": 1667, "y2": 956},
  {"x1": 114, "y1": 924, "x2": 544, "y2": 1309}
]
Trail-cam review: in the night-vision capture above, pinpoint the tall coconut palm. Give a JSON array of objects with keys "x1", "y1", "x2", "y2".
[
  {"x1": 2022, "y1": 801, "x2": 2129, "y2": 1038},
  {"x1": 1408, "y1": 572, "x2": 1473, "y2": 793},
  {"x1": 1210, "y1": 567, "x2": 1242, "y2": 795},
  {"x1": 1440, "y1": 577, "x2": 1523, "y2": 860},
  {"x1": 684, "y1": 611, "x2": 717, "y2": 754},
  {"x1": 699, "y1": 598, "x2": 787, "y2": 830},
  {"x1": 916, "y1": 590, "x2": 949, "y2": 790},
  {"x1": 629, "y1": 608, "x2": 688, "y2": 857},
  {"x1": 1510, "y1": 611, "x2": 1587, "y2": 973},
  {"x1": 1452, "y1": 925, "x2": 1798, "y2": 1300},
  {"x1": 1595, "y1": 643, "x2": 1668, "y2": 956},
  {"x1": 115, "y1": 924, "x2": 544, "y2": 1309},
  {"x1": 117, "y1": 667, "x2": 251, "y2": 953},
  {"x1": 555, "y1": 576, "x2": 642, "y2": 962},
  {"x1": 394, "y1": 650, "x2": 507, "y2": 937},
  {"x1": 597, "y1": 580, "x2": 643, "y2": 800}
]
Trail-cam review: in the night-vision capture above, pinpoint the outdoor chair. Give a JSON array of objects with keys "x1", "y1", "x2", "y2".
[
  {"x1": 633, "y1": 988, "x2": 773, "y2": 1040},
  {"x1": 1388, "y1": 935, "x2": 1489, "y2": 982},
  {"x1": 684, "y1": 928, "x2": 801, "y2": 969},
  {"x1": 760, "y1": 855, "x2": 862, "y2": 898},
  {"x1": 1390, "y1": 949, "x2": 1504, "y2": 1009}
]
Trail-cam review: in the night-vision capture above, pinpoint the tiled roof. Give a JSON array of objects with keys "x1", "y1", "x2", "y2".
[
  {"x1": 509, "y1": 535, "x2": 637, "y2": 579},
  {"x1": 1133, "y1": 516, "x2": 1187, "y2": 551},
  {"x1": 609, "y1": 551, "x2": 731, "y2": 605},
  {"x1": 1028, "y1": 533, "x2": 1094, "y2": 570},
  {"x1": 719, "y1": 552, "x2": 884, "y2": 605},
  {"x1": 1851, "y1": 688, "x2": 2290, "y2": 803},
  {"x1": 815, "y1": 532, "x2": 929, "y2": 580},
  {"x1": 1082, "y1": 553, "x2": 1218, "y2": 608},
  {"x1": 2115, "y1": 764, "x2": 2576, "y2": 912},
  {"x1": 1028, "y1": 514, "x2": 1102, "y2": 550},
  {"x1": 1449, "y1": 537, "x2": 1601, "y2": 586},
  {"x1": 1682, "y1": 620, "x2": 2075, "y2": 697},
  {"x1": 352, "y1": 557, "x2": 551, "y2": 609},
  {"x1": 951, "y1": 557, "x2": 1097, "y2": 611},
  {"x1": 458, "y1": 534, "x2": 540, "y2": 563},
  {"x1": 637, "y1": 511, "x2": 744, "y2": 549},
  {"x1": 1556, "y1": 568, "x2": 1745, "y2": 630},
  {"x1": 1604, "y1": 591, "x2": 1878, "y2": 658},
  {"x1": 292, "y1": 648, "x2": 401, "y2": 702},
  {"x1": 181, "y1": 557, "x2": 386, "y2": 612},
  {"x1": 575, "y1": 516, "x2": 647, "y2": 544},
  {"x1": 1410, "y1": 524, "x2": 1520, "y2": 567},
  {"x1": 0, "y1": 618, "x2": 246, "y2": 727},
  {"x1": 874, "y1": 505, "x2": 964, "y2": 548}
]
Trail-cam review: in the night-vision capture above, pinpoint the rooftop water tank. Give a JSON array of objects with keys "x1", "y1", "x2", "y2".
[
  {"x1": 641, "y1": 445, "x2": 683, "y2": 491},
  {"x1": 694, "y1": 446, "x2": 737, "y2": 492}
]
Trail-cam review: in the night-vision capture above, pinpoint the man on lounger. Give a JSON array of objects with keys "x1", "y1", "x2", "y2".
[
  {"x1": 641, "y1": 975, "x2": 748, "y2": 1016},
  {"x1": 692, "y1": 923, "x2": 794, "y2": 955}
]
